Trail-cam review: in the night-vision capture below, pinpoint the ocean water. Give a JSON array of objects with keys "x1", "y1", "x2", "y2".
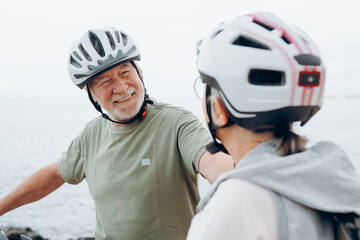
[{"x1": 0, "y1": 95, "x2": 359, "y2": 239}]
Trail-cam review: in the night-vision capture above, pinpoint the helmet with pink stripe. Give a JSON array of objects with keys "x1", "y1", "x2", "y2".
[{"x1": 196, "y1": 12, "x2": 325, "y2": 130}]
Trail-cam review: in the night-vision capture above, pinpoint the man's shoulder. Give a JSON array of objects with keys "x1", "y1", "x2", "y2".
[
  {"x1": 151, "y1": 98, "x2": 194, "y2": 118},
  {"x1": 85, "y1": 115, "x2": 105, "y2": 127},
  {"x1": 79, "y1": 116, "x2": 106, "y2": 136}
]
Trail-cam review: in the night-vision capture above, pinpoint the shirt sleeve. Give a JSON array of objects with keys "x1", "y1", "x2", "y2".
[
  {"x1": 57, "y1": 130, "x2": 86, "y2": 184},
  {"x1": 175, "y1": 110, "x2": 212, "y2": 174},
  {"x1": 186, "y1": 179, "x2": 277, "y2": 240}
]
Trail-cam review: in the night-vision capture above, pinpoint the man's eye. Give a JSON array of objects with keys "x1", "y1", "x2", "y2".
[
  {"x1": 98, "y1": 79, "x2": 109, "y2": 86},
  {"x1": 119, "y1": 70, "x2": 130, "y2": 77}
]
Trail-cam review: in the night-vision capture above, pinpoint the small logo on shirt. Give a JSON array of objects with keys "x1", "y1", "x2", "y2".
[{"x1": 141, "y1": 158, "x2": 151, "y2": 166}]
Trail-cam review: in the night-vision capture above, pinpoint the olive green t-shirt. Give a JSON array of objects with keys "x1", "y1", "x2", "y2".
[{"x1": 57, "y1": 98, "x2": 212, "y2": 240}]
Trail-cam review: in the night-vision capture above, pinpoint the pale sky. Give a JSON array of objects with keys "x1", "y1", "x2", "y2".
[{"x1": 0, "y1": 0, "x2": 359, "y2": 101}]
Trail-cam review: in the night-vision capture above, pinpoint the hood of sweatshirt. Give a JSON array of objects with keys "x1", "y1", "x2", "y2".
[{"x1": 197, "y1": 140, "x2": 360, "y2": 214}]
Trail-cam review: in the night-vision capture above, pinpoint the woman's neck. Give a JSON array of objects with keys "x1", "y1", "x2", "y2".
[{"x1": 218, "y1": 125, "x2": 274, "y2": 165}]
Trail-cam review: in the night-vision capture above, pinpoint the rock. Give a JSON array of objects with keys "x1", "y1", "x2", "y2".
[
  {"x1": 73, "y1": 238, "x2": 95, "y2": 240},
  {"x1": 66, "y1": 237, "x2": 95, "y2": 240},
  {"x1": 1, "y1": 226, "x2": 94, "y2": 240},
  {"x1": 1, "y1": 226, "x2": 48, "y2": 240}
]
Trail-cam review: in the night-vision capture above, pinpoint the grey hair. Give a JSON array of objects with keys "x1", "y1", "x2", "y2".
[{"x1": 208, "y1": 87, "x2": 220, "y2": 105}]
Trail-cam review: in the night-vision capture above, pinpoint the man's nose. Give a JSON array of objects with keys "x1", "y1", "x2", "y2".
[{"x1": 112, "y1": 76, "x2": 128, "y2": 94}]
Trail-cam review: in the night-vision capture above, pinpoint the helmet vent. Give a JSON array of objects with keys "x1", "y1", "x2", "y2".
[
  {"x1": 78, "y1": 44, "x2": 92, "y2": 61},
  {"x1": 70, "y1": 56, "x2": 82, "y2": 69},
  {"x1": 233, "y1": 36, "x2": 270, "y2": 50},
  {"x1": 121, "y1": 33, "x2": 128, "y2": 46},
  {"x1": 253, "y1": 20, "x2": 274, "y2": 31},
  {"x1": 294, "y1": 54, "x2": 321, "y2": 66},
  {"x1": 105, "y1": 31, "x2": 116, "y2": 50},
  {"x1": 115, "y1": 31, "x2": 121, "y2": 43},
  {"x1": 89, "y1": 31, "x2": 105, "y2": 57},
  {"x1": 249, "y1": 69, "x2": 285, "y2": 86},
  {"x1": 196, "y1": 39, "x2": 203, "y2": 55},
  {"x1": 74, "y1": 74, "x2": 88, "y2": 79},
  {"x1": 281, "y1": 35, "x2": 291, "y2": 44},
  {"x1": 73, "y1": 51, "x2": 82, "y2": 61},
  {"x1": 210, "y1": 29, "x2": 224, "y2": 39}
]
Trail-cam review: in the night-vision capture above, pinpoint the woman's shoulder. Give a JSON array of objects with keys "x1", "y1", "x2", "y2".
[
  {"x1": 215, "y1": 178, "x2": 275, "y2": 207},
  {"x1": 188, "y1": 179, "x2": 277, "y2": 240}
]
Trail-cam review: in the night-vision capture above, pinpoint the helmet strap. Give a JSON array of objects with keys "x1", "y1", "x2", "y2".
[
  {"x1": 86, "y1": 60, "x2": 153, "y2": 125},
  {"x1": 205, "y1": 85, "x2": 233, "y2": 154}
]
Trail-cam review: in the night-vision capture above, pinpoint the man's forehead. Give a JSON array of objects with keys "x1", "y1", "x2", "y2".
[
  {"x1": 93, "y1": 62, "x2": 132, "y2": 80},
  {"x1": 117, "y1": 62, "x2": 132, "y2": 69},
  {"x1": 107, "y1": 62, "x2": 132, "y2": 72}
]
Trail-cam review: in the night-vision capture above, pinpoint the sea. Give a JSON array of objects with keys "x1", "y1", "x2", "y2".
[{"x1": 0, "y1": 95, "x2": 359, "y2": 239}]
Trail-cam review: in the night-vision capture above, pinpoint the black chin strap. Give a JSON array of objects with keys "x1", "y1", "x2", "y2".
[
  {"x1": 86, "y1": 61, "x2": 153, "y2": 125},
  {"x1": 205, "y1": 85, "x2": 233, "y2": 154}
]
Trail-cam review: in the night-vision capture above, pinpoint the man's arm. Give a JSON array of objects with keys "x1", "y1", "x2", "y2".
[
  {"x1": 0, "y1": 162, "x2": 65, "y2": 216},
  {"x1": 198, "y1": 151, "x2": 234, "y2": 184}
]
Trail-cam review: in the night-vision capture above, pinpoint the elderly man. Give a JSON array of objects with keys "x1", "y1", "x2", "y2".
[{"x1": 0, "y1": 27, "x2": 233, "y2": 240}]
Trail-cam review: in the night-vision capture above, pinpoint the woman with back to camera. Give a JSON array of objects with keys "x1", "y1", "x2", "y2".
[{"x1": 187, "y1": 12, "x2": 360, "y2": 240}]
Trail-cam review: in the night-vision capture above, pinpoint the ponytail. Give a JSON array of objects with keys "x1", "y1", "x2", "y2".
[{"x1": 273, "y1": 123, "x2": 307, "y2": 156}]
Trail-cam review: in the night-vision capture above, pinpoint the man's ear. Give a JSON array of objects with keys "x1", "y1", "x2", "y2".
[{"x1": 211, "y1": 97, "x2": 228, "y2": 127}]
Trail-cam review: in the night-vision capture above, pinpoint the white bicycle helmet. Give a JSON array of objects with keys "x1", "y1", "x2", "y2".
[
  {"x1": 197, "y1": 12, "x2": 326, "y2": 131},
  {"x1": 68, "y1": 26, "x2": 141, "y2": 89},
  {"x1": 67, "y1": 27, "x2": 153, "y2": 125}
]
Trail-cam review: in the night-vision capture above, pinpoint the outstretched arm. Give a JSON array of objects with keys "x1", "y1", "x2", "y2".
[
  {"x1": 198, "y1": 151, "x2": 234, "y2": 184},
  {"x1": 0, "y1": 162, "x2": 65, "y2": 216}
]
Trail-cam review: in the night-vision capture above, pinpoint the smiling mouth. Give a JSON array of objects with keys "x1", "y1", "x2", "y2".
[{"x1": 113, "y1": 93, "x2": 133, "y2": 104}]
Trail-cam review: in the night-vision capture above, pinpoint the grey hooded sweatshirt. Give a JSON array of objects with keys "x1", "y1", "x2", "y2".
[{"x1": 197, "y1": 140, "x2": 360, "y2": 240}]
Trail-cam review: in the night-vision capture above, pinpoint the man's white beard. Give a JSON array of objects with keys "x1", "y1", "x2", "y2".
[
  {"x1": 94, "y1": 85, "x2": 145, "y2": 123},
  {"x1": 109, "y1": 86, "x2": 144, "y2": 122}
]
